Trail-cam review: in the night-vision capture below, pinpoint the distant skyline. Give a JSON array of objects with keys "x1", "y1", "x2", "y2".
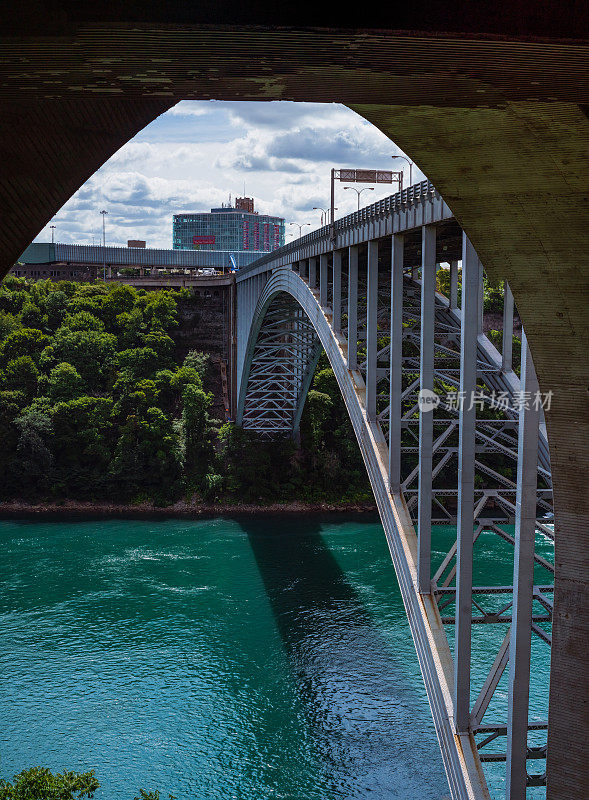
[{"x1": 35, "y1": 101, "x2": 424, "y2": 250}]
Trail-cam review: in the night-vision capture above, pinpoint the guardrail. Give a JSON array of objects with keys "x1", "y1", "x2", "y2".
[{"x1": 239, "y1": 180, "x2": 438, "y2": 274}]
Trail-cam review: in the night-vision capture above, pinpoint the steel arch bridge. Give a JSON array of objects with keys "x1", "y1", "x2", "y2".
[{"x1": 234, "y1": 183, "x2": 555, "y2": 800}]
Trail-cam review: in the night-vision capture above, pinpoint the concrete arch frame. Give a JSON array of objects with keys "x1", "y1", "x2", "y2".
[{"x1": 1, "y1": 11, "x2": 588, "y2": 797}]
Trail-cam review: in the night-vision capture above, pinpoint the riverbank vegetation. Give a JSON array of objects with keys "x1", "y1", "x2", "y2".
[{"x1": 0, "y1": 277, "x2": 371, "y2": 507}]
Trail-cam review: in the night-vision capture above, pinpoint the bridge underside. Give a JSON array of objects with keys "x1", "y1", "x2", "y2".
[{"x1": 1, "y1": 10, "x2": 588, "y2": 797}]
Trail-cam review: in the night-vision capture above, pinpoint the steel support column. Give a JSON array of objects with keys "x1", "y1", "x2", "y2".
[
  {"x1": 477, "y1": 260, "x2": 484, "y2": 334},
  {"x1": 418, "y1": 225, "x2": 436, "y2": 594},
  {"x1": 389, "y1": 233, "x2": 404, "y2": 492},
  {"x1": 454, "y1": 233, "x2": 480, "y2": 732},
  {"x1": 506, "y1": 333, "x2": 540, "y2": 799},
  {"x1": 450, "y1": 259, "x2": 459, "y2": 310},
  {"x1": 308, "y1": 256, "x2": 317, "y2": 291},
  {"x1": 347, "y1": 245, "x2": 358, "y2": 371},
  {"x1": 366, "y1": 239, "x2": 379, "y2": 420},
  {"x1": 502, "y1": 282, "x2": 514, "y2": 373},
  {"x1": 332, "y1": 248, "x2": 342, "y2": 334},
  {"x1": 319, "y1": 253, "x2": 328, "y2": 308}
]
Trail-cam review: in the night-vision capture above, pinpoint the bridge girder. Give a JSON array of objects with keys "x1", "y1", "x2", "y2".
[{"x1": 236, "y1": 209, "x2": 557, "y2": 798}]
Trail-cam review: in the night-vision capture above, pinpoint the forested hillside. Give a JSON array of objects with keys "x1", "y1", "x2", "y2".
[{"x1": 0, "y1": 277, "x2": 371, "y2": 506}]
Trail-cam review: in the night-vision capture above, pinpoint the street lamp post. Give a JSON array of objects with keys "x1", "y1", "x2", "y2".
[
  {"x1": 100, "y1": 210, "x2": 108, "y2": 281},
  {"x1": 289, "y1": 222, "x2": 311, "y2": 238},
  {"x1": 312, "y1": 207, "x2": 339, "y2": 226},
  {"x1": 50, "y1": 224, "x2": 56, "y2": 244},
  {"x1": 343, "y1": 185, "x2": 374, "y2": 210},
  {"x1": 391, "y1": 154, "x2": 413, "y2": 188},
  {"x1": 312, "y1": 207, "x2": 328, "y2": 226}
]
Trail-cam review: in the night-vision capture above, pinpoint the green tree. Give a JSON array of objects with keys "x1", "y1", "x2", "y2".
[
  {"x1": 0, "y1": 767, "x2": 99, "y2": 799},
  {"x1": 0, "y1": 328, "x2": 47, "y2": 364},
  {"x1": 143, "y1": 291, "x2": 178, "y2": 331},
  {"x1": 2, "y1": 356, "x2": 39, "y2": 396},
  {"x1": 305, "y1": 390, "x2": 333, "y2": 448},
  {"x1": 117, "y1": 347, "x2": 161, "y2": 378},
  {"x1": 20, "y1": 301, "x2": 43, "y2": 328},
  {"x1": 153, "y1": 369, "x2": 175, "y2": 408},
  {"x1": 13, "y1": 400, "x2": 54, "y2": 493},
  {"x1": 144, "y1": 330, "x2": 175, "y2": 362},
  {"x1": 183, "y1": 350, "x2": 210, "y2": 381},
  {"x1": 0, "y1": 311, "x2": 18, "y2": 340},
  {"x1": 51, "y1": 396, "x2": 114, "y2": 493},
  {"x1": 52, "y1": 329, "x2": 117, "y2": 389},
  {"x1": 112, "y1": 374, "x2": 161, "y2": 419},
  {"x1": 44, "y1": 290, "x2": 69, "y2": 330},
  {"x1": 216, "y1": 424, "x2": 294, "y2": 502},
  {"x1": 48, "y1": 362, "x2": 85, "y2": 402},
  {"x1": 181, "y1": 382, "x2": 213, "y2": 482},
  {"x1": 110, "y1": 407, "x2": 181, "y2": 501},
  {"x1": 169, "y1": 365, "x2": 201, "y2": 397},
  {"x1": 102, "y1": 284, "x2": 137, "y2": 327},
  {"x1": 61, "y1": 311, "x2": 105, "y2": 332},
  {"x1": 116, "y1": 306, "x2": 147, "y2": 348},
  {"x1": 0, "y1": 287, "x2": 28, "y2": 314},
  {"x1": 0, "y1": 390, "x2": 28, "y2": 494}
]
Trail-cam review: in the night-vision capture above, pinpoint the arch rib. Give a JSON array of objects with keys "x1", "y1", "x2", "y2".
[{"x1": 237, "y1": 266, "x2": 489, "y2": 800}]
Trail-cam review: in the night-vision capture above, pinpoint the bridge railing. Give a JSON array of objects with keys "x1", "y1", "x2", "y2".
[{"x1": 239, "y1": 180, "x2": 437, "y2": 274}]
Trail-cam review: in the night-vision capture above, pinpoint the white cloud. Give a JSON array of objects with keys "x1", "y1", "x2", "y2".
[{"x1": 36, "y1": 101, "x2": 424, "y2": 249}]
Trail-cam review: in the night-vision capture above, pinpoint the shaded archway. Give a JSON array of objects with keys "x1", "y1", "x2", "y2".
[{"x1": 1, "y1": 15, "x2": 588, "y2": 797}]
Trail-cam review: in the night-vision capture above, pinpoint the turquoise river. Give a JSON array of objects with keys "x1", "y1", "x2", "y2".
[{"x1": 0, "y1": 517, "x2": 552, "y2": 799}]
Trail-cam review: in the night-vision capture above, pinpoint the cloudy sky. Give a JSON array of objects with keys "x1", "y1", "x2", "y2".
[{"x1": 36, "y1": 101, "x2": 425, "y2": 249}]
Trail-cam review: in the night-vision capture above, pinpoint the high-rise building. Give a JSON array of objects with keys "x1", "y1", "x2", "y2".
[{"x1": 172, "y1": 197, "x2": 285, "y2": 268}]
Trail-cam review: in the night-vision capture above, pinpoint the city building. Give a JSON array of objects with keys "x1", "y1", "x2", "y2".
[{"x1": 173, "y1": 197, "x2": 285, "y2": 268}]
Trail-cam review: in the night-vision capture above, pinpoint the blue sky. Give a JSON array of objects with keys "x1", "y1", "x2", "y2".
[{"x1": 36, "y1": 101, "x2": 424, "y2": 249}]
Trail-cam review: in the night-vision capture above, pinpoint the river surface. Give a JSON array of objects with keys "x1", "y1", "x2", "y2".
[{"x1": 0, "y1": 517, "x2": 552, "y2": 799}]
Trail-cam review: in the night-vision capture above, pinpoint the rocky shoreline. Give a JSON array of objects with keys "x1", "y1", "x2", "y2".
[{"x1": 0, "y1": 499, "x2": 377, "y2": 519}]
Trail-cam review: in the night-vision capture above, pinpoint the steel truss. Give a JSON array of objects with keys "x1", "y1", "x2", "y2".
[
  {"x1": 241, "y1": 294, "x2": 321, "y2": 436},
  {"x1": 238, "y1": 227, "x2": 554, "y2": 799}
]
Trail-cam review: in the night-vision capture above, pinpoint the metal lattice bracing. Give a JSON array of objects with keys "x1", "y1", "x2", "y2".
[
  {"x1": 235, "y1": 186, "x2": 556, "y2": 800},
  {"x1": 240, "y1": 293, "x2": 321, "y2": 436}
]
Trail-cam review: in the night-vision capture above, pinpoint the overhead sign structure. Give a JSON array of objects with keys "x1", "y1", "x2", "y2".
[
  {"x1": 330, "y1": 167, "x2": 403, "y2": 241},
  {"x1": 335, "y1": 169, "x2": 401, "y2": 184}
]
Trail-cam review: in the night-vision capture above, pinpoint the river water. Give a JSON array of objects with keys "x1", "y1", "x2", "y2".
[{"x1": 0, "y1": 517, "x2": 552, "y2": 799}]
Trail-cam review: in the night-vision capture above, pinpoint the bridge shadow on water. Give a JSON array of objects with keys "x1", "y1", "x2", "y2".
[{"x1": 239, "y1": 515, "x2": 449, "y2": 800}]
